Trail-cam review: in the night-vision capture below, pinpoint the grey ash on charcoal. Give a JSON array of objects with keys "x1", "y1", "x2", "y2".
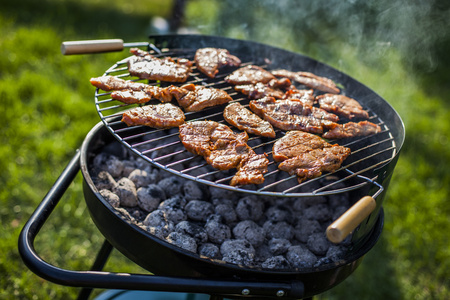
[{"x1": 91, "y1": 147, "x2": 353, "y2": 271}]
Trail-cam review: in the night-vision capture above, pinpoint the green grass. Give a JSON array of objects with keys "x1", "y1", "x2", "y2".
[{"x1": 1, "y1": 0, "x2": 449, "y2": 299}]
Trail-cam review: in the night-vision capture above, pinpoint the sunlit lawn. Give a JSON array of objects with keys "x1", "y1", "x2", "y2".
[{"x1": 1, "y1": 0, "x2": 448, "y2": 299}]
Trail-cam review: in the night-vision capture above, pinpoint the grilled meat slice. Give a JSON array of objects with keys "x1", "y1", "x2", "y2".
[
  {"x1": 179, "y1": 121, "x2": 248, "y2": 161},
  {"x1": 234, "y1": 78, "x2": 292, "y2": 100},
  {"x1": 90, "y1": 76, "x2": 148, "y2": 91},
  {"x1": 316, "y1": 94, "x2": 369, "y2": 119},
  {"x1": 225, "y1": 65, "x2": 276, "y2": 85},
  {"x1": 121, "y1": 103, "x2": 185, "y2": 128},
  {"x1": 169, "y1": 84, "x2": 232, "y2": 112},
  {"x1": 223, "y1": 102, "x2": 276, "y2": 138},
  {"x1": 272, "y1": 69, "x2": 340, "y2": 94},
  {"x1": 322, "y1": 121, "x2": 381, "y2": 139},
  {"x1": 230, "y1": 152, "x2": 269, "y2": 186},
  {"x1": 249, "y1": 97, "x2": 339, "y2": 134},
  {"x1": 278, "y1": 146, "x2": 351, "y2": 183},
  {"x1": 282, "y1": 88, "x2": 316, "y2": 106},
  {"x1": 194, "y1": 48, "x2": 241, "y2": 78},
  {"x1": 272, "y1": 131, "x2": 331, "y2": 162},
  {"x1": 127, "y1": 48, "x2": 192, "y2": 82},
  {"x1": 111, "y1": 86, "x2": 172, "y2": 104},
  {"x1": 179, "y1": 121, "x2": 269, "y2": 185}
]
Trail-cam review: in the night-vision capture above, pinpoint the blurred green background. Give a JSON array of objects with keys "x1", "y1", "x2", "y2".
[{"x1": 1, "y1": 0, "x2": 449, "y2": 299}]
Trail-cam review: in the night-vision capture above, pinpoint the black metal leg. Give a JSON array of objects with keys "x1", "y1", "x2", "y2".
[{"x1": 77, "y1": 240, "x2": 114, "y2": 300}]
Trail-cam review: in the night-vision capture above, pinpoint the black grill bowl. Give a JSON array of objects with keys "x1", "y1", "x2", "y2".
[{"x1": 81, "y1": 122, "x2": 384, "y2": 298}]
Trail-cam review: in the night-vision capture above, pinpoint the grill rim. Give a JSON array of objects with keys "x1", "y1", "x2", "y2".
[{"x1": 93, "y1": 34, "x2": 405, "y2": 197}]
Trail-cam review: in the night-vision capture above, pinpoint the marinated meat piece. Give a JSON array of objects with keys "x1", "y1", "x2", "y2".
[
  {"x1": 194, "y1": 48, "x2": 241, "y2": 78},
  {"x1": 234, "y1": 78, "x2": 291, "y2": 100},
  {"x1": 111, "y1": 90, "x2": 152, "y2": 104},
  {"x1": 111, "y1": 86, "x2": 172, "y2": 104},
  {"x1": 249, "y1": 97, "x2": 339, "y2": 134},
  {"x1": 283, "y1": 89, "x2": 316, "y2": 106},
  {"x1": 179, "y1": 121, "x2": 249, "y2": 163},
  {"x1": 90, "y1": 76, "x2": 148, "y2": 91},
  {"x1": 322, "y1": 121, "x2": 381, "y2": 139},
  {"x1": 280, "y1": 148, "x2": 348, "y2": 181},
  {"x1": 316, "y1": 94, "x2": 369, "y2": 119},
  {"x1": 128, "y1": 48, "x2": 192, "y2": 82},
  {"x1": 179, "y1": 121, "x2": 269, "y2": 185},
  {"x1": 225, "y1": 65, "x2": 276, "y2": 85},
  {"x1": 272, "y1": 69, "x2": 340, "y2": 94},
  {"x1": 230, "y1": 152, "x2": 269, "y2": 186},
  {"x1": 272, "y1": 131, "x2": 331, "y2": 162},
  {"x1": 278, "y1": 146, "x2": 351, "y2": 183},
  {"x1": 121, "y1": 103, "x2": 185, "y2": 128},
  {"x1": 169, "y1": 84, "x2": 232, "y2": 112},
  {"x1": 223, "y1": 102, "x2": 276, "y2": 138}
]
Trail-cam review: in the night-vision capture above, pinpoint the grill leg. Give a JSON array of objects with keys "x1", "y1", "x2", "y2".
[{"x1": 77, "y1": 239, "x2": 114, "y2": 300}]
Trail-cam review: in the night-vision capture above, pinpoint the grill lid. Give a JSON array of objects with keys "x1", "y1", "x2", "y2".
[{"x1": 93, "y1": 36, "x2": 400, "y2": 197}]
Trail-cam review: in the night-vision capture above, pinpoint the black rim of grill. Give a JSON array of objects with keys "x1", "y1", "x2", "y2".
[{"x1": 94, "y1": 42, "x2": 397, "y2": 197}]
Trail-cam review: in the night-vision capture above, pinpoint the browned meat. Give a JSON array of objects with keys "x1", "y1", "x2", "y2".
[
  {"x1": 322, "y1": 121, "x2": 381, "y2": 139},
  {"x1": 90, "y1": 76, "x2": 148, "y2": 91},
  {"x1": 111, "y1": 86, "x2": 172, "y2": 104},
  {"x1": 282, "y1": 88, "x2": 316, "y2": 106},
  {"x1": 225, "y1": 65, "x2": 276, "y2": 85},
  {"x1": 249, "y1": 97, "x2": 339, "y2": 134},
  {"x1": 278, "y1": 146, "x2": 351, "y2": 183},
  {"x1": 179, "y1": 121, "x2": 249, "y2": 164},
  {"x1": 121, "y1": 103, "x2": 185, "y2": 128},
  {"x1": 272, "y1": 131, "x2": 331, "y2": 162},
  {"x1": 234, "y1": 78, "x2": 291, "y2": 100},
  {"x1": 223, "y1": 102, "x2": 276, "y2": 138},
  {"x1": 272, "y1": 69, "x2": 340, "y2": 94},
  {"x1": 169, "y1": 84, "x2": 232, "y2": 112},
  {"x1": 127, "y1": 48, "x2": 192, "y2": 82},
  {"x1": 316, "y1": 94, "x2": 369, "y2": 119},
  {"x1": 194, "y1": 48, "x2": 241, "y2": 78},
  {"x1": 179, "y1": 121, "x2": 269, "y2": 185},
  {"x1": 230, "y1": 152, "x2": 269, "y2": 186}
]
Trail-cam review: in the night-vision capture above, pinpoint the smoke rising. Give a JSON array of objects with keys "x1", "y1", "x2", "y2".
[{"x1": 196, "y1": 0, "x2": 450, "y2": 75}]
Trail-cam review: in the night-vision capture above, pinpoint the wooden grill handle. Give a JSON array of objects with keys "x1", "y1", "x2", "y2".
[
  {"x1": 61, "y1": 39, "x2": 124, "y2": 55},
  {"x1": 326, "y1": 196, "x2": 377, "y2": 244}
]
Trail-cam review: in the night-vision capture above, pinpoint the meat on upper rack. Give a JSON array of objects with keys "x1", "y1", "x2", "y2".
[
  {"x1": 223, "y1": 102, "x2": 276, "y2": 138},
  {"x1": 194, "y1": 47, "x2": 241, "y2": 78},
  {"x1": 179, "y1": 121, "x2": 269, "y2": 186}
]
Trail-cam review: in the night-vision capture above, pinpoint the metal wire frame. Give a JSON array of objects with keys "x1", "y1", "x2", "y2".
[{"x1": 93, "y1": 43, "x2": 398, "y2": 197}]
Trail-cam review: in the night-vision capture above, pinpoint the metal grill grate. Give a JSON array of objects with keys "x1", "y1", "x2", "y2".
[{"x1": 94, "y1": 43, "x2": 397, "y2": 197}]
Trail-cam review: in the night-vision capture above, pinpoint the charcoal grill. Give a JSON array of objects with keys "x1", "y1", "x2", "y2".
[{"x1": 20, "y1": 34, "x2": 404, "y2": 299}]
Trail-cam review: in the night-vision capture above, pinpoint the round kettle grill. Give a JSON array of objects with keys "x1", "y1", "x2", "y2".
[{"x1": 19, "y1": 34, "x2": 405, "y2": 299}]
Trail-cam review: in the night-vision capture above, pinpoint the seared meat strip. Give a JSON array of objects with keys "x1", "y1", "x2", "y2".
[
  {"x1": 249, "y1": 97, "x2": 339, "y2": 134},
  {"x1": 272, "y1": 69, "x2": 340, "y2": 94},
  {"x1": 225, "y1": 65, "x2": 276, "y2": 85},
  {"x1": 223, "y1": 102, "x2": 276, "y2": 138},
  {"x1": 127, "y1": 48, "x2": 192, "y2": 82},
  {"x1": 272, "y1": 131, "x2": 331, "y2": 162},
  {"x1": 194, "y1": 48, "x2": 241, "y2": 78},
  {"x1": 322, "y1": 121, "x2": 381, "y2": 139},
  {"x1": 111, "y1": 86, "x2": 172, "y2": 104},
  {"x1": 278, "y1": 146, "x2": 351, "y2": 183},
  {"x1": 316, "y1": 94, "x2": 369, "y2": 119},
  {"x1": 234, "y1": 78, "x2": 292, "y2": 100},
  {"x1": 230, "y1": 152, "x2": 269, "y2": 186},
  {"x1": 90, "y1": 75, "x2": 148, "y2": 91},
  {"x1": 121, "y1": 103, "x2": 185, "y2": 128},
  {"x1": 282, "y1": 88, "x2": 316, "y2": 106},
  {"x1": 169, "y1": 84, "x2": 232, "y2": 112},
  {"x1": 179, "y1": 121, "x2": 269, "y2": 185}
]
